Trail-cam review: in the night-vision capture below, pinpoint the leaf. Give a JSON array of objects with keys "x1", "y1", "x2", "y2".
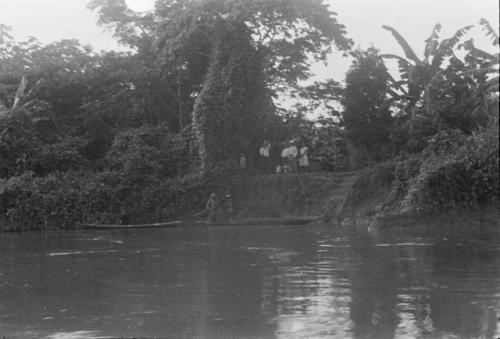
[
  {"x1": 480, "y1": 18, "x2": 499, "y2": 46},
  {"x1": 382, "y1": 25, "x2": 422, "y2": 64},
  {"x1": 424, "y1": 23, "x2": 441, "y2": 62},
  {"x1": 380, "y1": 53, "x2": 412, "y2": 80},
  {"x1": 439, "y1": 25, "x2": 473, "y2": 51},
  {"x1": 470, "y1": 47, "x2": 499, "y2": 63},
  {"x1": 431, "y1": 25, "x2": 473, "y2": 70},
  {"x1": 485, "y1": 75, "x2": 499, "y2": 92}
]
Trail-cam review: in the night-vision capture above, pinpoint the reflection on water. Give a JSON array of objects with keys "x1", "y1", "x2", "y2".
[{"x1": 0, "y1": 224, "x2": 499, "y2": 338}]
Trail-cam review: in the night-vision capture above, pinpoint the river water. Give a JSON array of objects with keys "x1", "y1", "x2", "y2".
[{"x1": 1, "y1": 224, "x2": 499, "y2": 338}]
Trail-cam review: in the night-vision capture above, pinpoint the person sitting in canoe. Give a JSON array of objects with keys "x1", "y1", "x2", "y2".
[
  {"x1": 220, "y1": 190, "x2": 233, "y2": 223},
  {"x1": 205, "y1": 192, "x2": 219, "y2": 224}
]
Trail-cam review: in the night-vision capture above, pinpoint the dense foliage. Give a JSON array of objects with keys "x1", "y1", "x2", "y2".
[
  {"x1": 0, "y1": 2, "x2": 498, "y2": 230},
  {"x1": 342, "y1": 47, "x2": 393, "y2": 167},
  {"x1": 382, "y1": 23, "x2": 499, "y2": 151},
  {"x1": 375, "y1": 21, "x2": 500, "y2": 215},
  {"x1": 88, "y1": 0, "x2": 353, "y2": 171},
  {"x1": 0, "y1": 0, "x2": 353, "y2": 230},
  {"x1": 380, "y1": 125, "x2": 499, "y2": 216}
]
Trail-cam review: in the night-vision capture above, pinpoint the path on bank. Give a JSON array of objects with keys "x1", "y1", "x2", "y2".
[{"x1": 232, "y1": 171, "x2": 359, "y2": 219}]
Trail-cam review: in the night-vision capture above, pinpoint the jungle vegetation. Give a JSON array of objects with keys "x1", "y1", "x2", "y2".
[{"x1": 0, "y1": 0, "x2": 498, "y2": 230}]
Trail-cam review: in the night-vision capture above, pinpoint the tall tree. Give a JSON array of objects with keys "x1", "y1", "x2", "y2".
[
  {"x1": 89, "y1": 0, "x2": 353, "y2": 173},
  {"x1": 342, "y1": 47, "x2": 392, "y2": 163}
]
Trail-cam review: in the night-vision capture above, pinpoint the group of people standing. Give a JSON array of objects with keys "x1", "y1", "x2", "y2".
[
  {"x1": 238, "y1": 138, "x2": 309, "y2": 174},
  {"x1": 258, "y1": 138, "x2": 309, "y2": 174},
  {"x1": 203, "y1": 137, "x2": 310, "y2": 223}
]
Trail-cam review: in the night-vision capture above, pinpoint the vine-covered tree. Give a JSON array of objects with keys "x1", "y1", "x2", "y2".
[
  {"x1": 342, "y1": 47, "x2": 393, "y2": 164},
  {"x1": 89, "y1": 0, "x2": 353, "y2": 172}
]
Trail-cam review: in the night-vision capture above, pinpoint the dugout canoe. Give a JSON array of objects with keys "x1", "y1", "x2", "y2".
[
  {"x1": 206, "y1": 216, "x2": 320, "y2": 226},
  {"x1": 82, "y1": 220, "x2": 183, "y2": 230},
  {"x1": 82, "y1": 216, "x2": 319, "y2": 229}
]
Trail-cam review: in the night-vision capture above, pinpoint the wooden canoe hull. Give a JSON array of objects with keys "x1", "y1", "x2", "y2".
[
  {"x1": 82, "y1": 220, "x2": 182, "y2": 230},
  {"x1": 206, "y1": 216, "x2": 319, "y2": 226},
  {"x1": 82, "y1": 216, "x2": 319, "y2": 230}
]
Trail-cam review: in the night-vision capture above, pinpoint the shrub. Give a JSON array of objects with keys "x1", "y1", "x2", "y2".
[
  {"x1": 0, "y1": 162, "x2": 233, "y2": 230},
  {"x1": 30, "y1": 137, "x2": 88, "y2": 176},
  {"x1": 0, "y1": 171, "x2": 125, "y2": 230},
  {"x1": 395, "y1": 126, "x2": 499, "y2": 213},
  {"x1": 389, "y1": 115, "x2": 440, "y2": 154},
  {"x1": 0, "y1": 114, "x2": 37, "y2": 178},
  {"x1": 104, "y1": 124, "x2": 189, "y2": 179}
]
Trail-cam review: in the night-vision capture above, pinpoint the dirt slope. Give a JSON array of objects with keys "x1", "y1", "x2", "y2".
[{"x1": 232, "y1": 171, "x2": 359, "y2": 219}]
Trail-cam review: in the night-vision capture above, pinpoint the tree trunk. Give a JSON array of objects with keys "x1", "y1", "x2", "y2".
[{"x1": 192, "y1": 24, "x2": 272, "y2": 174}]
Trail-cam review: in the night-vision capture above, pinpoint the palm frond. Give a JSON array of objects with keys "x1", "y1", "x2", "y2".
[
  {"x1": 430, "y1": 25, "x2": 473, "y2": 71},
  {"x1": 386, "y1": 73, "x2": 409, "y2": 95},
  {"x1": 440, "y1": 25, "x2": 473, "y2": 51},
  {"x1": 471, "y1": 47, "x2": 499, "y2": 63},
  {"x1": 424, "y1": 23, "x2": 441, "y2": 62},
  {"x1": 380, "y1": 53, "x2": 413, "y2": 80},
  {"x1": 382, "y1": 25, "x2": 422, "y2": 64},
  {"x1": 485, "y1": 76, "x2": 499, "y2": 92},
  {"x1": 480, "y1": 18, "x2": 499, "y2": 46},
  {"x1": 378, "y1": 97, "x2": 399, "y2": 113},
  {"x1": 387, "y1": 87, "x2": 405, "y2": 98},
  {"x1": 380, "y1": 53, "x2": 410, "y2": 63},
  {"x1": 464, "y1": 67, "x2": 497, "y2": 77}
]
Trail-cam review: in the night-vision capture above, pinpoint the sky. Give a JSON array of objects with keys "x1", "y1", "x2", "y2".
[
  {"x1": 0, "y1": 0, "x2": 498, "y2": 83},
  {"x1": 318, "y1": 0, "x2": 500, "y2": 81}
]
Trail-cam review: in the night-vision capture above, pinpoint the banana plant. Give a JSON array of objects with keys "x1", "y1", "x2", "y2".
[
  {"x1": 461, "y1": 26, "x2": 499, "y2": 125},
  {"x1": 457, "y1": 19, "x2": 499, "y2": 126},
  {"x1": 381, "y1": 23, "x2": 473, "y2": 119},
  {"x1": 479, "y1": 18, "x2": 499, "y2": 46}
]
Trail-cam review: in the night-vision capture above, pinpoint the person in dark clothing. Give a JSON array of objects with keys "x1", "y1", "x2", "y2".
[
  {"x1": 205, "y1": 192, "x2": 219, "y2": 224},
  {"x1": 239, "y1": 153, "x2": 248, "y2": 171},
  {"x1": 220, "y1": 190, "x2": 234, "y2": 223}
]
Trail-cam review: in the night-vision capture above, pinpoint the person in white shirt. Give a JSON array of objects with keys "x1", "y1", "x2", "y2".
[
  {"x1": 259, "y1": 140, "x2": 272, "y2": 173},
  {"x1": 281, "y1": 140, "x2": 298, "y2": 173}
]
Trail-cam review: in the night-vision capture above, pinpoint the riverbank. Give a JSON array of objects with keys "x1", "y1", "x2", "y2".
[
  {"x1": 331, "y1": 125, "x2": 499, "y2": 230},
  {"x1": 232, "y1": 166, "x2": 499, "y2": 236},
  {"x1": 232, "y1": 171, "x2": 359, "y2": 219},
  {"x1": 2, "y1": 166, "x2": 497, "y2": 232},
  {"x1": 371, "y1": 205, "x2": 500, "y2": 234},
  {"x1": 326, "y1": 164, "x2": 499, "y2": 231},
  {"x1": 1, "y1": 125, "x2": 498, "y2": 232}
]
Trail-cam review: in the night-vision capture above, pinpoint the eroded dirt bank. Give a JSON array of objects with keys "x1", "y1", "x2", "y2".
[
  {"x1": 232, "y1": 166, "x2": 499, "y2": 233},
  {"x1": 232, "y1": 171, "x2": 359, "y2": 219}
]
